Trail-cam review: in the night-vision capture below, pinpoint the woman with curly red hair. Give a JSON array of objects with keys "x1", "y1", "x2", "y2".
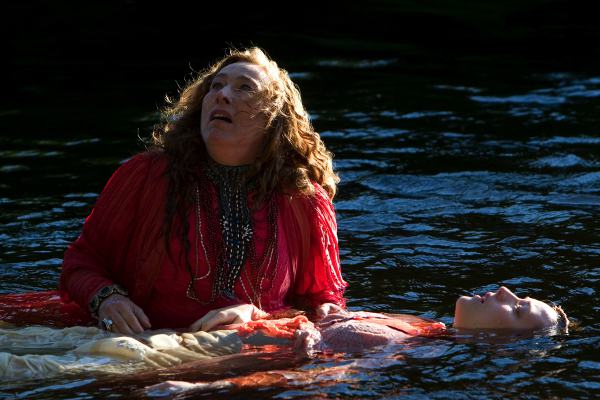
[{"x1": 60, "y1": 47, "x2": 347, "y2": 334}]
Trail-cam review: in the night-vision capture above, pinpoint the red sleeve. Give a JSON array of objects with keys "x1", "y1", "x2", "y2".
[
  {"x1": 292, "y1": 183, "x2": 348, "y2": 309},
  {"x1": 59, "y1": 153, "x2": 158, "y2": 311}
]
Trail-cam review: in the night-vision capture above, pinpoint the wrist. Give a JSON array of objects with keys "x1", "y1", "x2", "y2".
[{"x1": 89, "y1": 284, "x2": 128, "y2": 319}]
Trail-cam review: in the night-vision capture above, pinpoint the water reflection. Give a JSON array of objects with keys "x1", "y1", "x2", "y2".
[{"x1": 1, "y1": 56, "x2": 599, "y2": 398}]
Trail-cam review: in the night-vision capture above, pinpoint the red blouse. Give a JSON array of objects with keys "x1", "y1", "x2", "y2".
[{"x1": 60, "y1": 152, "x2": 347, "y2": 329}]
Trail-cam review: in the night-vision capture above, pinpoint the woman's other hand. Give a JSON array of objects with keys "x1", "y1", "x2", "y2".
[
  {"x1": 190, "y1": 304, "x2": 269, "y2": 332},
  {"x1": 98, "y1": 294, "x2": 152, "y2": 335},
  {"x1": 315, "y1": 302, "x2": 347, "y2": 319}
]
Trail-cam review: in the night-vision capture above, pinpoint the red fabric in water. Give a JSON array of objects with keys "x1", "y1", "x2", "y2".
[
  {"x1": 237, "y1": 315, "x2": 311, "y2": 340},
  {"x1": 0, "y1": 292, "x2": 445, "y2": 340},
  {"x1": 0, "y1": 290, "x2": 92, "y2": 327},
  {"x1": 235, "y1": 314, "x2": 447, "y2": 340},
  {"x1": 350, "y1": 316, "x2": 447, "y2": 337}
]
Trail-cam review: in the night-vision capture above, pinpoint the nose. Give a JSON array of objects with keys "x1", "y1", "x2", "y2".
[
  {"x1": 496, "y1": 286, "x2": 519, "y2": 302},
  {"x1": 215, "y1": 87, "x2": 231, "y2": 104}
]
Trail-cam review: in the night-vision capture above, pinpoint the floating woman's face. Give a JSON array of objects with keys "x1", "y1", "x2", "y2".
[
  {"x1": 454, "y1": 286, "x2": 558, "y2": 330},
  {"x1": 201, "y1": 62, "x2": 271, "y2": 166}
]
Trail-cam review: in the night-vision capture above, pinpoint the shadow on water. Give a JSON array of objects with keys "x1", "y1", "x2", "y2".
[{"x1": 2, "y1": 1, "x2": 600, "y2": 398}]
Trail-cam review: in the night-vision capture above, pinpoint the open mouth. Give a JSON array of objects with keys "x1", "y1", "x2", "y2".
[{"x1": 210, "y1": 111, "x2": 233, "y2": 123}]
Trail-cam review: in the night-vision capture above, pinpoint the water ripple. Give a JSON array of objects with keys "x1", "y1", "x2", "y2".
[
  {"x1": 471, "y1": 94, "x2": 566, "y2": 105},
  {"x1": 531, "y1": 154, "x2": 594, "y2": 168}
]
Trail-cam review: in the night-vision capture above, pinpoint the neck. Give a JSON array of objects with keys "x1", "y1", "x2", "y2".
[
  {"x1": 206, "y1": 154, "x2": 251, "y2": 169},
  {"x1": 204, "y1": 156, "x2": 250, "y2": 187},
  {"x1": 205, "y1": 147, "x2": 256, "y2": 167}
]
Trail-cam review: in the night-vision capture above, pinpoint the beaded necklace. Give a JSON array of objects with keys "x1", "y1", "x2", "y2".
[{"x1": 186, "y1": 159, "x2": 279, "y2": 308}]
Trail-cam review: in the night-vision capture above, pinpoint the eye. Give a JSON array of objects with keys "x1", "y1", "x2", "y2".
[
  {"x1": 238, "y1": 83, "x2": 254, "y2": 92},
  {"x1": 210, "y1": 81, "x2": 224, "y2": 90},
  {"x1": 514, "y1": 301, "x2": 528, "y2": 317},
  {"x1": 514, "y1": 302, "x2": 521, "y2": 316}
]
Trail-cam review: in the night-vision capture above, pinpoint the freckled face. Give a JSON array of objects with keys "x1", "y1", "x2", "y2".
[
  {"x1": 200, "y1": 62, "x2": 271, "y2": 166},
  {"x1": 454, "y1": 286, "x2": 558, "y2": 330}
]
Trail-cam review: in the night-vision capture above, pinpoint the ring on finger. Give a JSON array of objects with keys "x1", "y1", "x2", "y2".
[{"x1": 101, "y1": 318, "x2": 114, "y2": 332}]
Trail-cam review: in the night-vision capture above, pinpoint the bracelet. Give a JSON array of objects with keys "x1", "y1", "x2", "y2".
[{"x1": 89, "y1": 284, "x2": 128, "y2": 319}]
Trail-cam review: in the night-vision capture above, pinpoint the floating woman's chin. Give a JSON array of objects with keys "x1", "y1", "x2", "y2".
[{"x1": 453, "y1": 296, "x2": 480, "y2": 329}]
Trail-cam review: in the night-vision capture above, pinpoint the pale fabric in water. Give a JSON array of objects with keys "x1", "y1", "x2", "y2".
[{"x1": 0, "y1": 325, "x2": 242, "y2": 380}]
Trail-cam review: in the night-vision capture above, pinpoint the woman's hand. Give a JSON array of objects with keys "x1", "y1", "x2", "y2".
[
  {"x1": 98, "y1": 293, "x2": 151, "y2": 335},
  {"x1": 315, "y1": 302, "x2": 347, "y2": 319},
  {"x1": 190, "y1": 304, "x2": 269, "y2": 332}
]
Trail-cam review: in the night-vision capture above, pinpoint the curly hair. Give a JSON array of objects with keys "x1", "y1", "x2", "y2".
[{"x1": 150, "y1": 47, "x2": 339, "y2": 247}]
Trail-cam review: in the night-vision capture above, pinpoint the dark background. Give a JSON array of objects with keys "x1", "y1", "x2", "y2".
[
  {"x1": 4, "y1": 0, "x2": 600, "y2": 138},
  {"x1": 7, "y1": 0, "x2": 600, "y2": 69}
]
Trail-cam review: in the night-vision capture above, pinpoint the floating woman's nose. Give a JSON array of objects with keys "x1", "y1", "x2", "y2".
[{"x1": 496, "y1": 286, "x2": 518, "y2": 301}]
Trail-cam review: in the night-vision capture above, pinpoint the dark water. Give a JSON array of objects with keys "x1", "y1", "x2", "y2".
[{"x1": 1, "y1": 56, "x2": 599, "y2": 398}]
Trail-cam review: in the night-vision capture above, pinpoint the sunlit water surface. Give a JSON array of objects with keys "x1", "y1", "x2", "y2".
[{"x1": 1, "y1": 59, "x2": 599, "y2": 399}]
